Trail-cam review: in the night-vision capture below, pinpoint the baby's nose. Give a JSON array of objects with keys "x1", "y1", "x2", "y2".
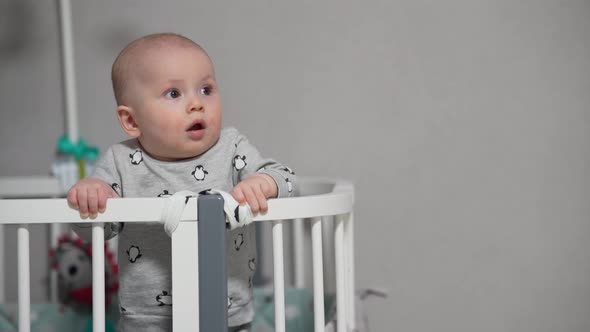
[{"x1": 188, "y1": 96, "x2": 204, "y2": 112}]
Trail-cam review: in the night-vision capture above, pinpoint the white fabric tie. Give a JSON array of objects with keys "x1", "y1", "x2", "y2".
[{"x1": 161, "y1": 190, "x2": 253, "y2": 237}]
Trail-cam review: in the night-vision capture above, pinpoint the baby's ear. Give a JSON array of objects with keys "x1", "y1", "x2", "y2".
[{"x1": 117, "y1": 105, "x2": 141, "y2": 138}]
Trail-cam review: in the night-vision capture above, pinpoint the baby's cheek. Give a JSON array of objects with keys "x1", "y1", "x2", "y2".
[
  {"x1": 207, "y1": 112, "x2": 222, "y2": 133},
  {"x1": 171, "y1": 120, "x2": 186, "y2": 134}
]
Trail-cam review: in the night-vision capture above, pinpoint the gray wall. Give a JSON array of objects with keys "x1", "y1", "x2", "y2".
[{"x1": 2, "y1": 1, "x2": 590, "y2": 331}]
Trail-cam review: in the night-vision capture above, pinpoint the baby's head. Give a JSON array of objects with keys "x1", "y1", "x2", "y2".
[{"x1": 112, "y1": 33, "x2": 222, "y2": 161}]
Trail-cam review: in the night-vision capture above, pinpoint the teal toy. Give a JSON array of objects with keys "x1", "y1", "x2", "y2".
[
  {"x1": 57, "y1": 135, "x2": 99, "y2": 161},
  {"x1": 56, "y1": 135, "x2": 99, "y2": 178}
]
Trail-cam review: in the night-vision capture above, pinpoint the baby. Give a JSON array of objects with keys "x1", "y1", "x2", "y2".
[{"x1": 67, "y1": 33, "x2": 296, "y2": 332}]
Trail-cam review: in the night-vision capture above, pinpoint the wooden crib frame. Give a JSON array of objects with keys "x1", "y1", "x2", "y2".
[{"x1": 0, "y1": 177, "x2": 355, "y2": 332}]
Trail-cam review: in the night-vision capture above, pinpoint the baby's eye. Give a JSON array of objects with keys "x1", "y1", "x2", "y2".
[
  {"x1": 200, "y1": 86, "x2": 212, "y2": 96},
  {"x1": 165, "y1": 89, "x2": 181, "y2": 99}
]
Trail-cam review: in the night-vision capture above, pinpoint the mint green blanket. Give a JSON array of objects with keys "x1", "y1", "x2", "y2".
[{"x1": 0, "y1": 288, "x2": 334, "y2": 332}]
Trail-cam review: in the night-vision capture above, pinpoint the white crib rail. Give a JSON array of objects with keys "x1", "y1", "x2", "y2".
[{"x1": 0, "y1": 178, "x2": 355, "y2": 332}]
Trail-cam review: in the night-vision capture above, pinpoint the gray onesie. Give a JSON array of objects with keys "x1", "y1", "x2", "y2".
[{"x1": 72, "y1": 127, "x2": 296, "y2": 331}]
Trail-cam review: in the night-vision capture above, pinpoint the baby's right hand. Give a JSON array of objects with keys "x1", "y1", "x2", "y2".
[{"x1": 67, "y1": 178, "x2": 119, "y2": 219}]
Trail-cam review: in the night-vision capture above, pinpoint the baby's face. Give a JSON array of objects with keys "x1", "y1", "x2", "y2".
[{"x1": 127, "y1": 46, "x2": 222, "y2": 160}]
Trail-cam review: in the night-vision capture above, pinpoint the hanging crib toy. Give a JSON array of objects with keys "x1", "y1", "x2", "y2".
[
  {"x1": 52, "y1": 134, "x2": 99, "y2": 192},
  {"x1": 49, "y1": 0, "x2": 100, "y2": 193}
]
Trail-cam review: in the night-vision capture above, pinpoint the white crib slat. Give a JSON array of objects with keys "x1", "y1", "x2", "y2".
[
  {"x1": 344, "y1": 212, "x2": 356, "y2": 329},
  {"x1": 272, "y1": 220, "x2": 286, "y2": 332},
  {"x1": 0, "y1": 224, "x2": 4, "y2": 303},
  {"x1": 334, "y1": 216, "x2": 346, "y2": 332},
  {"x1": 311, "y1": 217, "x2": 325, "y2": 331},
  {"x1": 292, "y1": 218, "x2": 305, "y2": 288},
  {"x1": 18, "y1": 225, "x2": 30, "y2": 332},
  {"x1": 49, "y1": 223, "x2": 62, "y2": 302},
  {"x1": 172, "y1": 222, "x2": 199, "y2": 331},
  {"x1": 92, "y1": 225, "x2": 105, "y2": 332}
]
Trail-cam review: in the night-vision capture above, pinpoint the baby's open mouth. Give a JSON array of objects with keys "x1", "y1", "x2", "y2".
[
  {"x1": 187, "y1": 121, "x2": 205, "y2": 132},
  {"x1": 186, "y1": 120, "x2": 206, "y2": 139}
]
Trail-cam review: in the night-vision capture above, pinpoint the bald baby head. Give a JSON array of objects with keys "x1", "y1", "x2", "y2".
[{"x1": 111, "y1": 33, "x2": 209, "y2": 105}]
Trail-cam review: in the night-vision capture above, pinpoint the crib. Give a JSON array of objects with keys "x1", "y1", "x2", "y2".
[{"x1": 0, "y1": 177, "x2": 356, "y2": 332}]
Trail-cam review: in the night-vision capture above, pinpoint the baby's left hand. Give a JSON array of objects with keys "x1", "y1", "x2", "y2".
[{"x1": 231, "y1": 173, "x2": 278, "y2": 215}]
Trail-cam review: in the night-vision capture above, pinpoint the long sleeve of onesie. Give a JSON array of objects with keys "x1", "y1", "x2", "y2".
[{"x1": 231, "y1": 131, "x2": 297, "y2": 199}]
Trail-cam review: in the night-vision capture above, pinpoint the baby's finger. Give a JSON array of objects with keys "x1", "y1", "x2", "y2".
[
  {"x1": 67, "y1": 188, "x2": 79, "y2": 209},
  {"x1": 98, "y1": 188, "x2": 108, "y2": 213},
  {"x1": 77, "y1": 188, "x2": 89, "y2": 219},
  {"x1": 242, "y1": 185, "x2": 259, "y2": 214},
  {"x1": 87, "y1": 188, "x2": 99, "y2": 219},
  {"x1": 231, "y1": 187, "x2": 246, "y2": 204},
  {"x1": 255, "y1": 184, "x2": 268, "y2": 213}
]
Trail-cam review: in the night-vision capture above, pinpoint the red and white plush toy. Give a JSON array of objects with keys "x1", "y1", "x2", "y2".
[{"x1": 49, "y1": 234, "x2": 118, "y2": 309}]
